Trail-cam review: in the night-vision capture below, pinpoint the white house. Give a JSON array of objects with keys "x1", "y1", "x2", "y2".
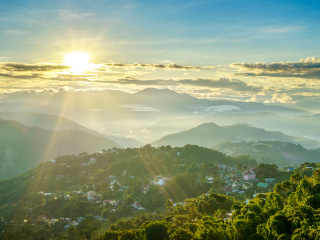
[
  {"x1": 87, "y1": 191, "x2": 96, "y2": 201},
  {"x1": 155, "y1": 177, "x2": 171, "y2": 186},
  {"x1": 243, "y1": 174, "x2": 256, "y2": 180}
]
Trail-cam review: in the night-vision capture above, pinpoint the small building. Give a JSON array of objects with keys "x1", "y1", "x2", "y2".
[
  {"x1": 223, "y1": 185, "x2": 232, "y2": 192},
  {"x1": 49, "y1": 159, "x2": 56, "y2": 164},
  {"x1": 257, "y1": 182, "x2": 268, "y2": 189},
  {"x1": 242, "y1": 182, "x2": 252, "y2": 190},
  {"x1": 87, "y1": 191, "x2": 97, "y2": 201},
  {"x1": 156, "y1": 177, "x2": 170, "y2": 186},
  {"x1": 244, "y1": 174, "x2": 256, "y2": 180},
  {"x1": 177, "y1": 152, "x2": 180, "y2": 156},
  {"x1": 264, "y1": 178, "x2": 276, "y2": 183}
]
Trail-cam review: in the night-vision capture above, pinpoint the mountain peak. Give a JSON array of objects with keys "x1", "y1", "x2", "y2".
[
  {"x1": 135, "y1": 88, "x2": 179, "y2": 95},
  {"x1": 229, "y1": 123, "x2": 257, "y2": 128}
]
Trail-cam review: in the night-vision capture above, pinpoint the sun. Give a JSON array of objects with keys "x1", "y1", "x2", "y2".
[{"x1": 64, "y1": 52, "x2": 91, "y2": 73}]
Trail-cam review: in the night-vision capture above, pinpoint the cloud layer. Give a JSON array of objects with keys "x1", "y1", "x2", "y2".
[
  {"x1": 232, "y1": 57, "x2": 320, "y2": 79},
  {"x1": 106, "y1": 62, "x2": 202, "y2": 71}
]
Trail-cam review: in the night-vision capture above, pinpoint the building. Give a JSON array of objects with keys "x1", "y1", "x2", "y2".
[
  {"x1": 87, "y1": 191, "x2": 97, "y2": 201},
  {"x1": 243, "y1": 173, "x2": 256, "y2": 180},
  {"x1": 242, "y1": 182, "x2": 252, "y2": 190},
  {"x1": 223, "y1": 185, "x2": 232, "y2": 192},
  {"x1": 264, "y1": 178, "x2": 276, "y2": 183},
  {"x1": 155, "y1": 177, "x2": 170, "y2": 186},
  {"x1": 257, "y1": 182, "x2": 268, "y2": 189}
]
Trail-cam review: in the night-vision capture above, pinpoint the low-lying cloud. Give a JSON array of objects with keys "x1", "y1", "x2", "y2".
[
  {"x1": 232, "y1": 57, "x2": 320, "y2": 79},
  {"x1": 0, "y1": 63, "x2": 70, "y2": 72},
  {"x1": 106, "y1": 62, "x2": 204, "y2": 71}
]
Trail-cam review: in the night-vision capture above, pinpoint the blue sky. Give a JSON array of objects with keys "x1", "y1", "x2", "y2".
[
  {"x1": 1, "y1": 0, "x2": 320, "y2": 111},
  {"x1": 1, "y1": 0, "x2": 320, "y2": 63}
]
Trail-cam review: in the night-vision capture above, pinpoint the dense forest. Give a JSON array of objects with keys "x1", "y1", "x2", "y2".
[{"x1": 0, "y1": 144, "x2": 317, "y2": 239}]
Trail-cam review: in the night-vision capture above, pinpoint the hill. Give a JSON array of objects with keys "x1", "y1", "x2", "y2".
[
  {"x1": 0, "y1": 119, "x2": 121, "y2": 179},
  {"x1": 151, "y1": 122, "x2": 320, "y2": 149},
  {"x1": 0, "y1": 111, "x2": 143, "y2": 148},
  {"x1": 0, "y1": 144, "x2": 258, "y2": 218},
  {"x1": 214, "y1": 141, "x2": 320, "y2": 166}
]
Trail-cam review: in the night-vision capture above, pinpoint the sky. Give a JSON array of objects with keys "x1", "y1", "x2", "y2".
[{"x1": 1, "y1": 0, "x2": 320, "y2": 111}]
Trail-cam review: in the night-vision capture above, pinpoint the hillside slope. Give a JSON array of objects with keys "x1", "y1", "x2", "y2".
[
  {"x1": 214, "y1": 141, "x2": 320, "y2": 166},
  {"x1": 0, "y1": 111, "x2": 143, "y2": 148},
  {"x1": 0, "y1": 119, "x2": 121, "y2": 179}
]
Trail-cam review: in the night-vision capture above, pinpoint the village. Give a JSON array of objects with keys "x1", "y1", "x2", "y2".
[{"x1": 29, "y1": 156, "x2": 284, "y2": 229}]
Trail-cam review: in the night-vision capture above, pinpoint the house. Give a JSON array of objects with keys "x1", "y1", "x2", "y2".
[
  {"x1": 103, "y1": 200, "x2": 117, "y2": 206},
  {"x1": 87, "y1": 191, "x2": 97, "y2": 201},
  {"x1": 287, "y1": 167, "x2": 294, "y2": 172},
  {"x1": 257, "y1": 182, "x2": 268, "y2": 189},
  {"x1": 70, "y1": 221, "x2": 78, "y2": 226},
  {"x1": 243, "y1": 174, "x2": 256, "y2": 180},
  {"x1": 49, "y1": 159, "x2": 56, "y2": 164},
  {"x1": 131, "y1": 202, "x2": 145, "y2": 210},
  {"x1": 155, "y1": 177, "x2": 171, "y2": 186},
  {"x1": 119, "y1": 186, "x2": 129, "y2": 191},
  {"x1": 232, "y1": 186, "x2": 240, "y2": 192},
  {"x1": 93, "y1": 216, "x2": 103, "y2": 221},
  {"x1": 242, "y1": 182, "x2": 252, "y2": 190},
  {"x1": 142, "y1": 184, "x2": 150, "y2": 194},
  {"x1": 207, "y1": 177, "x2": 214, "y2": 183},
  {"x1": 223, "y1": 185, "x2": 232, "y2": 192},
  {"x1": 77, "y1": 217, "x2": 85, "y2": 223},
  {"x1": 37, "y1": 215, "x2": 46, "y2": 220},
  {"x1": 90, "y1": 158, "x2": 96, "y2": 163},
  {"x1": 64, "y1": 195, "x2": 71, "y2": 200},
  {"x1": 264, "y1": 178, "x2": 276, "y2": 183}
]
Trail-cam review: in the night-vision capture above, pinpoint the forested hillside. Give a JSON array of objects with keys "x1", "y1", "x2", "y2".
[
  {"x1": 214, "y1": 141, "x2": 320, "y2": 167},
  {"x1": 0, "y1": 144, "x2": 319, "y2": 239},
  {"x1": 0, "y1": 119, "x2": 121, "y2": 179}
]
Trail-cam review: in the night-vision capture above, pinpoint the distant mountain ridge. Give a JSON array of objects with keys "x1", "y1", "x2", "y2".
[
  {"x1": 0, "y1": 111, "x2": 143, "y2": 148},
  {"x1": 151, "y1": 122, "x2": 320, "y2": 149},
  {"x1": 0, "y1": 119, "x2": 121, "y2": 179},
  {"x1": 0, "y1": 89, "x2": 311, "y2": 142},
  {"x1": 146, "y1": 112, "x2": 320, "y2": 143}
]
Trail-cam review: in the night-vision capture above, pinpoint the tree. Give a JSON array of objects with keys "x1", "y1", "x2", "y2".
[
  {"x1": 209, "y1": 193, "x2": 227, "y2": 209},
  {"x1": 290, "y1": 172, "x2": 302, "y2": 185},
  {"x1": 249, "y1": 233, "x2": 265, "y2": 240},
  {"x1": 92, "y1": 169, "x2": 105, "y2": 183},
  {"x1": 143, "y1": 221, "x2": 169, "y2": 240},
  {"x1": 170, "y1": 228, "x2": 193, "y2": 240}
]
